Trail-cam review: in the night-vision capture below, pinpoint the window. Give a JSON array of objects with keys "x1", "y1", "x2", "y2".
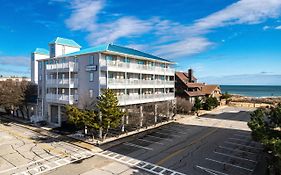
[
  {"x1": 39, "y1": 62, "x2": 42, "y2": 69},
  {"x1": 89, "y1": 56, "x2": 94, "y2": 65},
  {"x1": 89, "y1": 90, "x2": 94, "y2": 98},
  {"x1": 39, "y1": 75, "x2": 42, "y2": 81},
  {"x1": 89, "y1": 72, "x2": 94, "y2": 81}
]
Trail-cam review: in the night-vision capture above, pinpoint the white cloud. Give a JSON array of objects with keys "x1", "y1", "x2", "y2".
[
  {"x1": 275, "y1": 25, "x2": 281, "y2": 30},
  {"x1": 59, "y1": 0, "x2": 281, "y2": 58},
  {"x1": 263, "y1": 25, "x2": 271, "y2": 30},
  {"x1": 0, "y1": 55, "x2": 30, "y2": 67},
  {"x1": 154, "y1": 37, "x2": 214, "y2": 58}
]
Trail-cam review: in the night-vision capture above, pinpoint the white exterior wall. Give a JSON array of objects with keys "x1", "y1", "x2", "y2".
[
  {"x1": 50, "y1": 44, "x2": 80, "y2": 57},
  {"x1": 31, "y1": 53, "x2": 48, "y2": 84}
]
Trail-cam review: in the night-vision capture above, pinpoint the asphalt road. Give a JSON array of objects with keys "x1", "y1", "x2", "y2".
[
  {"x1": 103, "y1": 107, "x2": 265, "y2": 175},
  {"x1": 0, "y1": 107, "x2": 266, "y2": 175}
]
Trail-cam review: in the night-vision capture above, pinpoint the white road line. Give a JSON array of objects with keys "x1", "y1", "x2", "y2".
[
  {"x1": 137, "y1": 138, "x2": 164, "y2": 145},
  {"x1": 123, "y1": 142, "x2": 153, "y2": 151},
  {"x1": 228, "y1": 137, "x2": 256, "y2": 144},
  {"x1": 19, "y1": 151, "x2": 94, "y2": 175},
  {"x1": 218, "y1": 146, "x2": 257, "y2": 155},
  {"x1": 235, "y1": 131, "x2": 251, "y2": 136},
  {"x1": 97, "y1": 151, "x2": 186, "y2": 175},
  {"x1": 196, "y1": 165, "x2": 229, "y2": 175},
  {"x1": 160, "y1": 128, "x2": 188, "y2": 135},
  {"x1": 233, "y1": 134, "x2": 251, "y2": 138},
  {"x1": 154, "y1": 131, "x2": 181, "y2": 138},
  {"x1": 224, "y1": 141, "x2": 262, "y2": 150},
  {"x1": 205, "y1": 158, "x2": 254, "y2": 172},
  {"x1": 213, "y1": 151, "x2": 257, "y2": 163},
  {"x1": 146, "y1": 134, "x2": 173, "y2": 141},
  {"x1": 0, "y1": 153, "x2": 64, "y2": 174}
]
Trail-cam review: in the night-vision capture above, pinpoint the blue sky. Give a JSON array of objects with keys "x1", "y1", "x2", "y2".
[{"x1": 0, "y1": 0, "x2": 281, "y2": 85}]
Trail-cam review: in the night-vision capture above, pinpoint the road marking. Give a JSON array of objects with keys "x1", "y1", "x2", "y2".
[
  {"x1": 15, "y1": 150, "x2": 94, "y2": 175},
  {"x1": 160, "y1": 128, "x2": 188, "y2": 135},
  {"x1": 146, "y1": 134, "x2": 173, "y2": 141},
  {"x1": 154, "y1": 131, "x2": 181, "y2": 138},
  {"x1": 196, "y1": 165, "x2": 229, "y2": 175},
  {"x1": 228, "y1": 137, "x2": 257, "y2": 145},
  {"x1": 213, "y1": 151, "x2": 257, "y2": 163},
  {"x1": 137, "y1": 138, "x2": 164, "y2": 145},
  {"x1": 224, "y1": 141, "x2": 263, "y2": 150},
  {"x1": 123, "y1": 142, "x2": 153, "y2": 151},
  {"x1": 97, "y1": 151, "x2": 186, "y2": 175},
  {"x1": 206, "y1": 158, "x2": 254, "y2": 172},
  {"x1": 156, "y1": 128, "x2": 218, "y2": 165},
  {"x1": 233, "y1": 134, "x2": 251, "y2": 138},
  {"x1": 0, "y1": 153, "x2": 64, "y2": 174},
  {"x1": 218, "y1": 146, "x2": 257, "y2": 155}
]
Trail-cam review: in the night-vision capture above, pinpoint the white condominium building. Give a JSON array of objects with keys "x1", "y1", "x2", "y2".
[{"x1": 33, "y1": 37, "x2": 175, "y2": 127}]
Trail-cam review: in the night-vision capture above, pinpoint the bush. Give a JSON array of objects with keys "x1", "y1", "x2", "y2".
[
  {"x1": 193, "y1": 97, "x2": 202, "y2": 111},
  {"x1": 203, "y1": 97, "x2": 219, "y2": 110}
]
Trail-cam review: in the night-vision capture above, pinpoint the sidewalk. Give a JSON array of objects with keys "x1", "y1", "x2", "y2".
[{"x1": 0, "y1": 114, "x2": 102, "y2": 153}]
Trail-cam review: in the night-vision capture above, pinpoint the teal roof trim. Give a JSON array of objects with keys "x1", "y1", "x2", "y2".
[
  {"x1": 49, "y1": 37, "x2": 81, "y2": 48},
  {"x1": 60, "y1": 43, "x2": 172, "y2": 63},
  {"x1": 33, "y1": 48, "x2": 49, "y2": 55},
  {"x1": 107, "y1": 44, "x2": 171, "y2": 62}
]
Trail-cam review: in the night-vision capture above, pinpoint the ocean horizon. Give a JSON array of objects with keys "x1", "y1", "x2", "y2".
[{"x1": 220, "y1": 85, "x2": 281, "y2": 97}]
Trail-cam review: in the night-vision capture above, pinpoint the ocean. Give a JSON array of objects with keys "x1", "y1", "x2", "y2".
[{"x1": 220, "y1": 85, "x2": 281, "y2": 97}]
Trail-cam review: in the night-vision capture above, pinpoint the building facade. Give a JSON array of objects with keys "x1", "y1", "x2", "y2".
[
  {"x1": 175, "y1": 69, "x2": 221, "y2": 104},
  {"x1": 35, "y1": 37, "x2": 175, "y2": 127},
  {"x1": 31, "y1": 48, "x2": 49, "y2": 84}
]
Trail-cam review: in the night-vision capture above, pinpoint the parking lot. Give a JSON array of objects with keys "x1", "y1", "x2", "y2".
[
  {"x1": 0, "y1": 121, "x2": 94, "y2": 175},
  {"x1": 100, "y1": 107, "x2": 264, "y2": 175}
]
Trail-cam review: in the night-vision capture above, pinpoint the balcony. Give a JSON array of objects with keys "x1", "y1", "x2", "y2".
[
  {"x1": 105, "y1": 78, "x2": 174, "y2": 89},
  {"x1": 46, "y1": 78, "x2": 78, "y2": 88},
  {"x1": 117, "y1": 93, "x2": 175, "y2": 106},
  {"x1": 46, "y1": 93, "x2": 78, "y2": 104},
  {"x1": 46, "y1": 62, "x2": 78, "y2": 72},
  {"x1": 100, "y1": 60, "x2": 175, "y2": 75}
]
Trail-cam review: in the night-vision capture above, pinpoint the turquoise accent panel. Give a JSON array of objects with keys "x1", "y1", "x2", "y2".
[
  {"x1": 33, "y1": 48, "x2": 49, "y2": 55},
  {"x1": 49, "y1": 37, "x2": 81, "y2": 48}
]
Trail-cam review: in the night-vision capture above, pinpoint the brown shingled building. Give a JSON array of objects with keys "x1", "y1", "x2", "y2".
[{"x1": 175, "y1": 69, "x2": 221, "y2": 104}]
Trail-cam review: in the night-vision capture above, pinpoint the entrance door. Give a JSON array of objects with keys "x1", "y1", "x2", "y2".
[{"x1": 50, "y1": 105, "x2": 59, "y2": 124}]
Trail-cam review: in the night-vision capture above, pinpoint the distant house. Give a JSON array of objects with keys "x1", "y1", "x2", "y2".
[{"x1": 175, "y1": 69, "x2": 221, "y2": 103}]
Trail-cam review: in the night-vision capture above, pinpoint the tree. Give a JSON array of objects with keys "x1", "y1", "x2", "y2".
[
  {"x1": 221, "y1": 91, "x2": 231, "y2": 104},
  {"x1": 176, "y1": 97, "x2": 193, "y2": 114},
  {"x1": 203, "y1": 97, "x2": 219, "y2": 110},
  {"x1": 97, "y1": 89, "x2": 125, "y2": 140},
  {"x1": 0, "y1": 80, "x2": 25, "y2": 115},
  {"x1": 248, "y1": 106, "x2": 281, "y2": 174},
  {"x1": 65, "y1": 105, "x2": 99, "y2": 139},
  {"x1": 193, "y1": 97, "x2": 202, "y2": 111}
]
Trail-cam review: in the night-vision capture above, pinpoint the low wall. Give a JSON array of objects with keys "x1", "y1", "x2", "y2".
[{"x1": 229, "y1": 101, "x2": 273, "y2": 108}]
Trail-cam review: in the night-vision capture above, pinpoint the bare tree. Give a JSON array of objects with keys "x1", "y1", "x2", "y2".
[{"x1": 176, "y1": 97, "x2": 193, "y2": 114}]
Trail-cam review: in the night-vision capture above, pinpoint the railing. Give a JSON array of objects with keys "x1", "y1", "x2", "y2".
[
  {"x1": 46, "y1": 78, "x2": 78, "y2": 86},
  {"x1": 46, "y1": 93, "x2": 78, "y2": 104},
  {"x1": 106, "y1": 78, "x2": 174, "y2": 86},
  {"x1": 100, "y1": 59, "x2": 175, "y2": 74},
  {"x1": 46, "y1": 62, "x2": 78, "y2": 71},
  {"x1": 117, "y1": 93, "x2": 175, "y2": 105}
]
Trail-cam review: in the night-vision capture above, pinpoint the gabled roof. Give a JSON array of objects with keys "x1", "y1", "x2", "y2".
[
  {"x1": 49, "y1": 37, "x2": 81, "y2": 48},
  {"x1": 61, "y1": 43, "x2": 173, "y2": 63},
  {"x1": 176, "y1": 72, "x2": 197, "y2": 84},
  {"x1": 202, "y1": 85, "x2": 220, "y2": 95},
  {"x1": 33, "y1": 48, "x2": 49, "y2": 55}
]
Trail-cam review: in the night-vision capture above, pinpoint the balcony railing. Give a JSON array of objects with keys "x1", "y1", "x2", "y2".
[
  {"x1": 106, "y1": 78, "x2": 174, "y2": 86},
  {"x1": 46, "y1": 62, "x2": 78, "y2": 71},
  {"x1": 117, "y1": 93, "x2": 174, "y2": 105},
  {"x1": 46, "y1": 93, "x2": 78, "y2": 104},
  {"x1": 100, "y1": 60, "x2": 175, "y2": 74},
  {"x1": 46, "y1": 78, "x2": 78, "y2": 87}
]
